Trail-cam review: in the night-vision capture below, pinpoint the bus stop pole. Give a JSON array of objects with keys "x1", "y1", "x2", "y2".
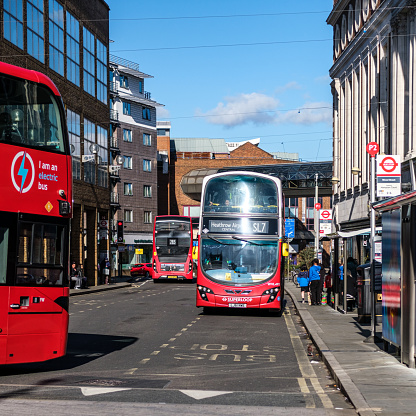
[{"x1": 369, "y1": 153, "x2": 376, "y2": 339}]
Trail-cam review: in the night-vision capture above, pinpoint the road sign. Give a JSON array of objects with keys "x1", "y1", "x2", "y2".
[
  {"x1": 319, "y1": 209, "x2": 332, "y2": 235},
  {"x1": 376, "y1": 155, "x2": 401, "y2": 197},
  {"x1": 285, "y1": 218, "x2": 295, "y2": 238},
  {"x1": 315, "y1": 202, "x2": 321, "y2": 210},
  {"x1": 366, "y1": 142, "x2": 379, "y2": 157},
  {"x1": 100, "y1": 219, "x2": 108, "y2": 229}
]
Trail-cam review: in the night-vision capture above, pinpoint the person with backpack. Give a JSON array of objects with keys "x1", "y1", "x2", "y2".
[
  {"x1": 297, "y1": 265, "x2": 309, "y2": 304},
  {"x1": 309, "y1": 258, "x2": 321, "y2": 305}
]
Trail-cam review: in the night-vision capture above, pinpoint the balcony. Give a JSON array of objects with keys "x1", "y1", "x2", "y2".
[
  {"x1": 110, "y1": 109, "x2": 120, "y2": 126},
  {"x1": 109, "y1": 81, "x2": 119, "y2": 97},
  {"x1": 110, "y1": 136, "x2": 120, "y2": 153},
  {"x1": 110, "y1": 192, "x2": 120, "y2": 208}
]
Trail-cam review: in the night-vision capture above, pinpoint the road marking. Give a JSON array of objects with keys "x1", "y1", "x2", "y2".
[
  {"x1": 151, "y1": 351, "x2": 160, "y2": 355},
  {"x1": 124, "y1": 368, "x2": 138, "y2": 375},
  {"x1": 297, "y1": 377, "x2": 310, "y2": 393},
  {"x1": 284, "y1": 308, "x2": 333, "y2": 409},
  {"x1": 81, "y1": 387, "x2": 131, "y2": 396},
  {"x1": 180, "y1": 390, "x2": 233, "y2": 400},
  {"x1": 169, "y1": 338, "x2": 176, "y2": 342},
  {"x1": 160, "y1": 344, "x2": 169, "y2": 348},
  {"x1": 139, "y1": 358, "x2": 150, "y2": 364}
]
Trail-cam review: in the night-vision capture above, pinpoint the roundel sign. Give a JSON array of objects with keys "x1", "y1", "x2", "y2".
[
  {"x1": 315, "y1": 202, "x2": 321, "y2": 210},
  {"x1": 11, "y1": 151, "x2": 35, "y2": 194},
  {"x1": 378, "y1": 156, "x2": 399, "y2": 174},
  {"x1": 366, "y1": 142, "x2": 379, "y2": 157},
  {"x1": 320, "y1": 209, "x2": 331, "y2": 220}
]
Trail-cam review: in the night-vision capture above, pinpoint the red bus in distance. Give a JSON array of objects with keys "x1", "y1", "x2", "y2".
[
  {"x1": 196, "y1": 171, "x2": 284, "y2": 314},
  {"x1": 0, "y1": 61, "x2": 72, "y2": 365},
  {"x1": 152, "y1": 216, "x2": 194, "y2": 282}
]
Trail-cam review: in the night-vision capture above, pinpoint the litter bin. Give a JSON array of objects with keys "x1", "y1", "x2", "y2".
[{"x1": 357, "y1": 263, "x2": 382, "y2": 323}]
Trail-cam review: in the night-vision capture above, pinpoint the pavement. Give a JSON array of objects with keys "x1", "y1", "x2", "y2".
[
  {"x1": 69, "y1": 277, "x2": 416, "y2": 416},
  {"x1": 285, "y1": 280, "x2": 416, "y2": 416}
]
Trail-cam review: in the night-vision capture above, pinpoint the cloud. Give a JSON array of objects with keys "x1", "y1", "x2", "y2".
[
  {"x1": 200, "y1": 92, "x2": 279, "y2": 127},
  {"x1": 157, "y1": 107, "x2": 171, "y2": 119},
  {"x1": 277, "y1": 102, "x2": 332, "y2": 125},
  {"x1": 275, "y1": 81, "x2": 302, "y2": 93}
]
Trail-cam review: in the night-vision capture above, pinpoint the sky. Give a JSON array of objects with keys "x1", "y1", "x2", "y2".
[{"x1": 106, "y1": 0, "x2": 334, "y2": 162}]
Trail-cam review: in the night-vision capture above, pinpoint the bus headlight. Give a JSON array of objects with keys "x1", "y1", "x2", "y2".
[
  {"x1": 262, "y1": 287, "x2": 280, "y2": 303},
  {"x1": 197, "y1": 285, "x2": 214, "y2": 300}
]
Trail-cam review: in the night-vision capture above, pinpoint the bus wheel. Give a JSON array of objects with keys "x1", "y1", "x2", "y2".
[
  {"x1": 153, "y1": 279, "x2": 160, "y2": 284},
  {"x1": 269, "y1": 308, "x2": 282, "y2": 317},
  {"x1": 203, "y1": 307, "x2": 212, "y2": 315},
  {"x1": 145, "y1": 271, "x2": 150, "y2": 279}
]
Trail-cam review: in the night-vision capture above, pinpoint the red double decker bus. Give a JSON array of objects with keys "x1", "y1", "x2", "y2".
[
  {"x1": 0, "y1": 62, "x2": 72, "y2": 364},
  {"x1": 152, "y1": 216, "x2": 194, "y2": 282},
  {"x1": 196, "y1": 171, "x2": 285, "y2": 314}
]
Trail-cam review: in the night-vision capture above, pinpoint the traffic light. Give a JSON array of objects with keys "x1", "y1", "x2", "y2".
[
  {"x1": 117, "y1": 220, "x2": 124, "y2": 243},
  {"x1": 282, "y1": 242, "x2": 289, "y2": 257}
]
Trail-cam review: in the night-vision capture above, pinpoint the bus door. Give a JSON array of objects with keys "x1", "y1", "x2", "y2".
[{"x1": 1, "y1": 217, "x2": 69, "y2": 364}]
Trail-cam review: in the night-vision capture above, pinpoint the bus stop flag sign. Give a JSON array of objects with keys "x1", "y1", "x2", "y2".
[
  {"x1": 376, "y1": 155, "x2": 401, "y2": 197},
  {"x1": 319, "y1": 209, "x2": 332, "y2": 235}
]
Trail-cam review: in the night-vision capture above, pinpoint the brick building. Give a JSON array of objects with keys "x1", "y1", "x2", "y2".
[
  {"x1": 0, "y1": 0, "x2": 111, "y2": 285},
  {"x1": 109, "y1": 55, "x2": 162, "y2": 268}
]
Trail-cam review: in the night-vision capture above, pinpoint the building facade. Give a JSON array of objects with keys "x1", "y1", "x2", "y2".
[
  {"x1": 109, "y1": 55, "x2": 162, "y2": 269},
  {"x1": 328, "y1": 0, "x2": 416, "y2": 365},
  {"x1": 0, "y1": 0, "x2": 111, "y2": 285}
]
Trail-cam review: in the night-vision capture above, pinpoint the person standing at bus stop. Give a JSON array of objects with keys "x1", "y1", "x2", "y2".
[
  {"x1": 309, "y1": 258, "x2": 321, "y2": 305},
  {"x1": 297, "y1": 265, "x2": 309, "y2": 304}
]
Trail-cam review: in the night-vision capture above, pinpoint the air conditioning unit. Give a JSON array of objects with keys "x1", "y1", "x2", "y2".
[{"x1": 109, "y1": 165, "x2": 121, "y2": 173}]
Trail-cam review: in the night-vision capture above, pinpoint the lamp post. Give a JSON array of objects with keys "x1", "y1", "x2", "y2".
[{"x1": 314, "y1": 173, "x2": 319, "y2": 258}]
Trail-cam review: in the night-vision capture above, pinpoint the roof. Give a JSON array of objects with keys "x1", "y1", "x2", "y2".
[
  {"x1": 119, "y1": 93, "x2": 163, "y2": 107},
  {"x1": 171, "y1": 138, "x2": 230, "y2": 154}
]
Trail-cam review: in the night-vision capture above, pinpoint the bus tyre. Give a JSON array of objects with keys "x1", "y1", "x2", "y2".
[
  {"x1": 145, "y1": 271, "x2": 150, "y2": 279},
  {"x1": 153, "y1": 279, "x2": 160, "y2": 283},
  {"x1": 269, "y1": 308, "x2": 282, "y2": 317},
  {"x1": 203, "y1": 307, "x2": 212, "y2": 315}
]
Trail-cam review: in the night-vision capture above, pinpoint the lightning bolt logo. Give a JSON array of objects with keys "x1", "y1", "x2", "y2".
[
  {"x1": 17, "y1": 152, "x2": 28, "y2": 193},
  {"x1": 11, "y1": 151, "x2": 35, "y2": 194}
]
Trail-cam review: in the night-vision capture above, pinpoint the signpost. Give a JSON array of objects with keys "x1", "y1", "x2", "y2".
[
  {"x1": 376, "y1": 155, "x2": 401, "y2": 197},
  {"x1": 285, "y1": 218, "x2": 295, "y2": 239},
  {"x1": 319, "y1": 209, "x2": 332, "y2": 235},
  {"x1": 366, "y1": 141, "x2": 379, "y2": 341}
]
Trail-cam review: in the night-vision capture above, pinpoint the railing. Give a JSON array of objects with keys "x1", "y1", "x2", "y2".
[
  {"x1": 110, "y1": 109, "x2": 119, "y2": 122},
  {"x1": 109, "y1": 54, "x2": 140, "y2": 72},
  {"x1": 110, "y1": 192, "x2": 119, "y2": 204},
  {"x1": 109, "y1": 81, "x2": 118, "y2": 95},
  {"x1": 110, "y1": 136, "x2": 119, "y2": 149}
]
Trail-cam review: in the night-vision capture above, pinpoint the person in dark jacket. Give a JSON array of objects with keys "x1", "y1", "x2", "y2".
[
  {"x1": 309, "y1": 258, "x2": 321, "y2": 305},
  {"x1": 297, "y1": 265, "x2": 309, "y2": 304}
]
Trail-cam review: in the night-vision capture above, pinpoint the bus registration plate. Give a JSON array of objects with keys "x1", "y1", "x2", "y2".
[
  {"x1": 229, "y1": 303, "x2": 247, "y2": 308},
  {"x1": 168, "y1": 275, "x2": 177, "y2": 279}
]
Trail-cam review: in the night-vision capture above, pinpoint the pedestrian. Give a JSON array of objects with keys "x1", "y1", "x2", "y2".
[
  {"x1": 297, "y1": 265, "x2": 309, "y2": 304},
  {"x1": 325, "y1": 270, "x2": 333, "y2": 306},
  {"x1": 79, "y1": 264, "x2": 88, "y2": 289},
  {"x1": 318, "y1": 264, "x2": 326, "y2": 304},
  {"x1": 309, "y1": 258, "x2": 321, "y2": 305},
  {"x1": 70, "y1": 261, "x2": 81, "y2": 289},
  {"x1": 347, "y1": 257, "x2": 358, "y2": 306}
]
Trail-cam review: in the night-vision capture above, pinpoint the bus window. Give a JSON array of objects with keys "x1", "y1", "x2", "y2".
[{"x1": 0, "y1": 226, "x2": 8, "y2": 284}]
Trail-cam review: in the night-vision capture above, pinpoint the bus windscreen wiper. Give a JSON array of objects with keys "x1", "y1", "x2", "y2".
[
  {"x1": 232, "y1": 236, "x2": 263, "y2": 245},
  {"x1": 207, "y1": 235, "x2": 235, "y2": 245}
]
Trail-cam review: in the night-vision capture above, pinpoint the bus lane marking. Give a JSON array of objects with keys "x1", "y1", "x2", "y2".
[{"x1": 284, "y1": 308, "x2": 333, "y2": 409}]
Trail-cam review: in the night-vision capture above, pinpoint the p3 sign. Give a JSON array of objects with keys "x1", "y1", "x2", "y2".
[{"x1": 366, "y1": 142, "x2": 379, "y2": 157}]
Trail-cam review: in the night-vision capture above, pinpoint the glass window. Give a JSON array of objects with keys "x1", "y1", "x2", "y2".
[
  {"x1": 200, "y1": 237, "x2": 278, "y2": 286},
  {"x1": 66, "y1": 11, "x2": 80, "y2": 86},
  {"x1": 124, "y1": 210, "x2": 133, "y2": 223},
  {"x1": 142, "y1": 107, "x2": 151, "y2": 120},
  {"x1": 27, "y1": 0, "x2": 44, "y2": 63},
  {"x1": 143, "y1": 159, "x2": 151, "y2": 172},
  {"x1": 203, "y1": 174, "x2": 279, "y2": 214},
  {"x1": 97, "y1": 39, "x2": 107, "y2": 104},
  {"x1": 124, "y1": 183, "x2": 133, "y2": 195},
  {"x1": 83, "y1": 27, "x2": 95, "y2": 96},
  {"x1": 0, "y1": 74, "x2": 66, "y2": 152},
  {"x1": 143, "y1": 133, "x2": 151, "y2": 146},
  {"x1": 97, "y1": 125, "x2": 108, "y2": 188},
  {"x1": 144, "y1": 185, "x2": 152, "y2": 197},
  {"x1": 17, "y1": 222, "x2": 65, "y2": 286},
  {"x1": 83, "y1": 118, "x2": 96, "y2": 184},
  {"x1": 139, "y1": 80, "x2": 143, "y2": 93},
  {"x1": 144, "y1": 211, "x2": 152, "y2": 224},
  {"x1": 120, "y1": 75, "x2": 129, "y2": 89},
  {"x1": 123, "y1": 102, "x2": 131, "y2": 115},
  {"x1": 67, "y1": 109, "x2": 81, "y2": 180},
  {"x1": 285, "y1": 197, "x2": 298, "y2": 218},
  {"x1": 0, "y1": 226, "x2": 9, "y2": 284},
  {"x1": 306, "y1": 197, "x2": 323, "y2": 231},
  {"x1": 123, "y1": 156, "x2": 132, "y2": 169},
  {"x1": 4, "y1": 0, "x2": 24, "y2": 49},
  {"x1": 123, "y1": 129, "x2": 132, "y2": 142},
  {"x1": 49, "y1": 0, "x2": 64, "y2": 76}
]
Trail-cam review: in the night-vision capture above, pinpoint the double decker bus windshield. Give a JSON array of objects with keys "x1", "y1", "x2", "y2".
[
  {"x1": 203, "y1": 174, "x2": 278, "y2": 214},
  {"x1": 0, "y1": 74, "x2": 65, "y2": 153},
  {"x1": 200, "y1": 237, "x2": 278, "y2": 285},
  {"x1": 155, "y1": 218, "x2": 191, "y2": 263}
]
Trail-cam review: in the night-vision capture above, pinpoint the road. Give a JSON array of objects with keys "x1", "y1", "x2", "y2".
[{"x1": 0, "y1": 281, "x2": 355, "y2": 415}]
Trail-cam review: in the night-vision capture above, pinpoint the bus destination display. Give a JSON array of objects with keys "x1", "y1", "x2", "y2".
[{"x1": 203, "y1": 217, "x2": 277, "y2": 235}]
